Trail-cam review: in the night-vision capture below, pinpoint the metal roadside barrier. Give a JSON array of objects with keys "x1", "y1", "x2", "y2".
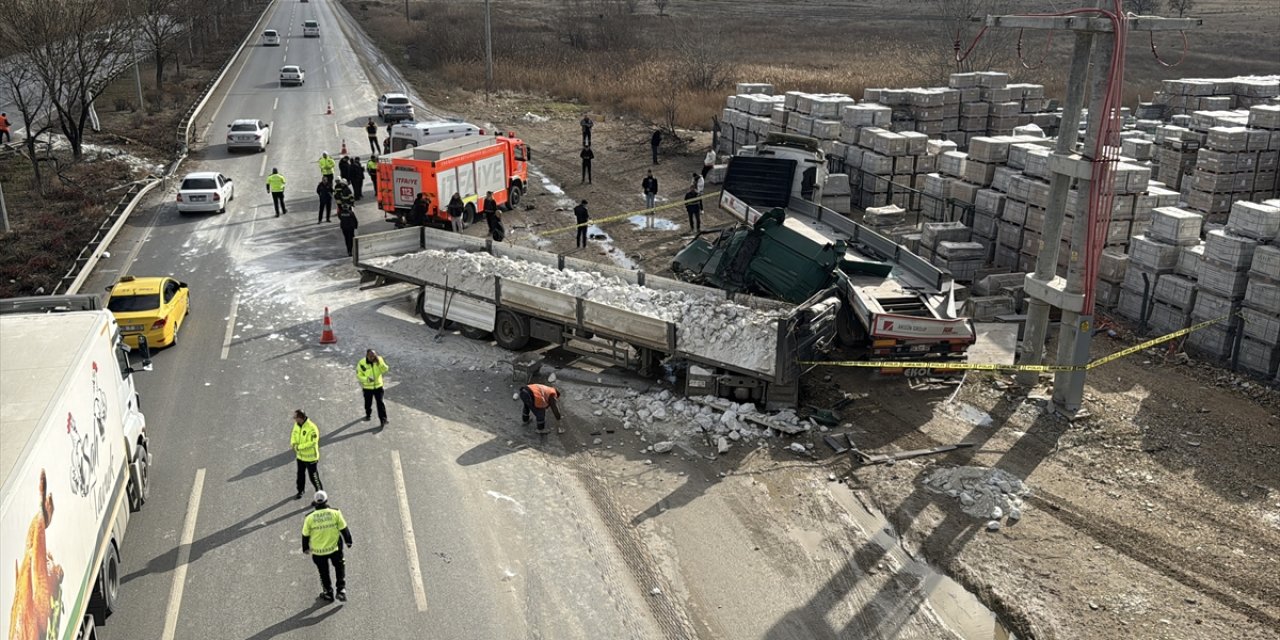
[{"x1": 51, "y1": 0, "x2": 279, "y2": 295}]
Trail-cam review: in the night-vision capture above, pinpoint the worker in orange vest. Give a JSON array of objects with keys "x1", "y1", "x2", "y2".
[
  {"x1": 0, "y1": 113, "x2": 11, "y2": 143},
  {"x1": 518, "y1": 383, "x2": 562, "y2": 433}
]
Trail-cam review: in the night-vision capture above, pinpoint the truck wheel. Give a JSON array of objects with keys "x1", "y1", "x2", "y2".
[
  {"x1": 836, "y1": 304, "x2": 866, "y2": 347},
  {"x1": 506, "y1": 184, "x2": 523, "y2": 210},
  {"x1": 88, "y1": 543, "x2": 121, "y2": 623},
  {"x1": 494, "y1": 310, "x2": 530, "y2": 350},
  {"x1": 463, "y1": 203, "x2": 478, "y2": 227},
  {"x1": 415, "y1": 290, "x2": 454, "y2": 329},
  {"x1": 460, "y1": 325, "x2": 492, "y2": 341},
  {"x1": 129, "y1": 445, "x2": 150, "y2": 511}
]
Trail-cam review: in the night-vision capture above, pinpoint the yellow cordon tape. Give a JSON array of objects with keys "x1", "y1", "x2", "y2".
[
  {"x1": 540, "y1": 191, "x2": 723, "y2": 237},
  {"x1": 802, "y1": 313, "x2": 1237, "y2": 373}
]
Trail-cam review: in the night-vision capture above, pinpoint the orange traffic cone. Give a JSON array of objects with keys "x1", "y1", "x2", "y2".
[
  {"x1": 340, "y1": 139, "x2": 348, "y2": 155},
  {"x1": 319, "y1": 307, "x2": 338, "y2": 344},
  {"x1": 326, "y1": 99, "x2": 333, "y2": 115}
]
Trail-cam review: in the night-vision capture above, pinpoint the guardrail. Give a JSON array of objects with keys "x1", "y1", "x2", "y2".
[{"x1": 51, "y1": 1, "x2": 278, "y2": 295}]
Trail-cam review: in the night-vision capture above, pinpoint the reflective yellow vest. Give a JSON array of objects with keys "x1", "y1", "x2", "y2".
[
  {"x1": 291, "y1": 419, "x2": 320, "y2": 462},
  {"x1": 266, "y1": 173, "x2": 286, "y2": 193},
  {"x1": 303, "y1": 507, "x2": 347, "y2": 555},
  {"x1": 318, "y1": 156, "x2": 336, "y2": 175},
  {"x1": 357, "y1": 356, "x2": 388, "y2": 390}
]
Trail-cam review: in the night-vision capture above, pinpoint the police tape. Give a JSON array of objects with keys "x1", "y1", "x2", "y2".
[
  {"x1": 539, "y1": 191, "x2": 722, "y2": 237},
  {"x1": 801, "y1": 313, "x2": 1236, "y2": 373}
]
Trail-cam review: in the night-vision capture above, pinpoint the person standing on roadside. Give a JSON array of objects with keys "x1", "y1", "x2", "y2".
[
  {"x1": 357, "y1": 349, "x2": 389, "y2": 427},
  {"x1": 350, "y1": 156, "x2": 365, "y2": 200},
  {"x1": 338, "y1": 156, "x2": 352, "y2": 187},
  {"x1": 702, "y1": 149, "x2": 716, "y2": 179},
  {"x1": 337, "y1": 197, "x2": 359, "y2": 256},
  {"x1": 580, "y1": 143, "x2": 594, "y2": 184},
  {"x1": 302, "y1": 490, "x2": 352, "y2": 603},
  {"x1": 483, "y1": 191, "x2": 504, "y2": 242},
  {"x1": 290, "y1": 410, "x2": 322, "y2": 500},
  {"x1": 318, "y1": 152, "x2": 336, "y2": 187},
  {"x1": 642, "y1": 170, "x2": 658, "y2": 210},
  {"x1": 684, "y1": 187, "x2": 702, "y2": 233},
  {"x1": 650, "y1": 128, "x2": 662, "y2": 165},
  {"x1": 446, "y1": 192, "x2": 465, "y2": 233},
  {"x1": 316, "y1": 179, "x2": 333, "y2": 224},
  {"x1": 266, "y1": 168, "x2": 287, "y2": 217},
  {"x1": 365, "y1": 118, "x2": 381, "y2": 154},
  {"x1": 366, "y1": 156, "x2": 378, "y2": 200},
  {"x1": 406, "y1": 192, "x2": 429, "y2": 228},
  {"x1": 692, "y1": 172, "x2": 705, "y2": 196},
  {"x1": 580, "y1": 114, "x2": 594, "y2": 146},
  {"x1": 573, "y1": 200, "x2": 589, "y2": 249},
  {"x1": 0, "y1": 113, "x2": 11, "y2": 143}
]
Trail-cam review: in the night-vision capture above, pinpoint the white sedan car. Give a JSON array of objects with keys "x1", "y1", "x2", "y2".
[
  {"x1": 176, "y1": 172, "x2": 235, "y2": 214},
  {"x1": 279, "y1": 65, "x2": 305, "y2": 87},
  {"x1": 226, "y1": 119, "x2": 270, "y2": 152},
  {"x1": 262, "y1": 29, "x2": 281, "y2": 46}
]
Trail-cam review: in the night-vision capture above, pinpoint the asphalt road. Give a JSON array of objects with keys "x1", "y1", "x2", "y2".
[{"x1": 88, "y1": 1, "x2": 662, "y2": 638}]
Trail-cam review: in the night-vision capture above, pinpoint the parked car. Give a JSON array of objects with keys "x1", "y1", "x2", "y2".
[
  {"x1": 262, "y1": 29, "x2": 280, "y2": 46},
  {"x1": 280, "y1": 65, "x2": 305, "y2": 87},
  {"x1": 176, "y1": 171, "x2": 234, "y2": 214},
  {"x1": 106, "y1": 276, "x2": 191, "y2": 349},
  {"x1": 226, "y1": 119, "x2": 270, "y2": 152},
  {"x1": 303, "y1": 20, "x2": 319, "y2": 37},
  {"x1": 377, "y1": 93, "x2": 415, "y2": 123}
]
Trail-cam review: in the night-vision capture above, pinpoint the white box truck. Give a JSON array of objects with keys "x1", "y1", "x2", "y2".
[{"x1": 1, "y1": 295, "x2": 153, "y2": 640}]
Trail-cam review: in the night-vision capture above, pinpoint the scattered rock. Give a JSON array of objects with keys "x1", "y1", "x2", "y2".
[{"x1": 653, "y1": 441, "x2": 675, "y2": 454}]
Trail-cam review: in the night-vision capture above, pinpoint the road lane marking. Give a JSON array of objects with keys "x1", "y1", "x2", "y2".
[
  {"x1": 326, "y1": 79, "x2": 331, "y2": 89},
  {"x1": 391, "y1": 450, "x2": 429, "y2": 612},
  {"x1": 120, "y1": 204, "x2": 165, "y2": 275},
  {"x1": 221, "y1": 293, "x2": 240, "y2": 360},
  {"x1": 283, "y1": 54, "x2": 287, "y2": 63},
  {"x1": 259, "y1": 154, "x2": 268, "y2": 177},
  {"x1": 333, "y1": 123, "x2": 339, "y2": 139},
  {"x1": 160, "y1": 468, "x2": 206, "y2": 640},
  {"x1": 273, "y1": 97, "x2": 279, "y2": 111}
]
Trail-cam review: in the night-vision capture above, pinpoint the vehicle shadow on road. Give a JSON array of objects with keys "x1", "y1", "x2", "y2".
[
  {"x1": 243, "y1": 601, "x2": 341, "y2": 640},
  {"x1": 121, "y1": 496, "x2": 308, "y2": 586}
]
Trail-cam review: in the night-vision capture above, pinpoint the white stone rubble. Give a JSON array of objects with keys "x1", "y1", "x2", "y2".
[
  {"x1": 923, "y1": 466, "x2": 1030, "y2": 522},
  {"x1": 583, "y1": 388, "x2": 819, "y2": 451},
  {"x1": 370, "y1": 249, "x2": 789, "y2": 373}
]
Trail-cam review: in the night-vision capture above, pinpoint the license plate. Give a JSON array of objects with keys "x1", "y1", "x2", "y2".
[
  {"x1": 190, "y1": 195, "x2": 205, "y2": 201},
  {"x1": 909, "y1": 344, "x2": 930, "y2": 352},
  {"x1": 122, "y1": 325, "x2": 144, "y2": 332}
]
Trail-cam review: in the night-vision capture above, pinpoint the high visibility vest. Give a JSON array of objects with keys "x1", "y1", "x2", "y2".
[
  {"x1": 266, "y1": 173, "x2": 286, "y2": 192},
  {"x1": 357, "y1": 356, "x2": 388, "y2": 389},
  {"x1": 303, "y1": 507, "x2": 347, "y2": 556},
  {"x1": 318, "y1": 156, "x2": 336, "y2": 175},
  {"x1": 291, "y1": 419, "x2": 320, "y2": 462},
  {"x1": 526, "y1": 384, "x2": 558, "y2": 409},
  {"x1": 366, "y1": 160, "x2": 377, "y2": 173}
]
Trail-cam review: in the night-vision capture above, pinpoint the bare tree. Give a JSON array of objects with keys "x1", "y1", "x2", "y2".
[
  {"x1": 132, "y1": 0, "x2": 187, "y2": 89},
  {"x1": 904, "y1": 0, "x2": 1019, "y2": 86},
  {"x1": 1166, "y1": 0, "x2": 1195, "y2": 17},
  {"x1": 671, "y1": 24, "x2": 733, "y2": 92},
  {"x1": 1126, "y1": 0, "x2": 1161, "y2": 14},
  {"x1": 0, "y1": 58, "x2": 53, "y2": 192},
  {"x1": 654, "y1": 0, "x2": 669, "y2": 17},
  {"x1": 1, "y1": 0, "x2": 135, "y2": 160}
]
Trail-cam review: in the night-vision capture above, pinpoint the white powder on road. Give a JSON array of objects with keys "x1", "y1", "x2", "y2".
[{"x1": 369, "y1": 249, "x2": 788, "y2": 373}]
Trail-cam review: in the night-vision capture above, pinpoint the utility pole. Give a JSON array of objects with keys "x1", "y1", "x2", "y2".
[
  {"x1": 0, "y1": 181, "x2": 10, "y2": 233},
  {"x1": 989, "y1": 4, "x2": 1200, "y2": 415},
  {"x1": 132, "y1": 37, "x2": 146, "y2": 112},
  {"x1": 483, "y1": 0, "x2": 494, "y2": 99}
]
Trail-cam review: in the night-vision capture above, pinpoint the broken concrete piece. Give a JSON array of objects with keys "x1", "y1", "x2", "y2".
[
  {"x1": 717, "y1": 436, "x2": 731, "y2": 454},
  {"x1": 653, "y1": 441, "x2": 675, "y2": 454}
]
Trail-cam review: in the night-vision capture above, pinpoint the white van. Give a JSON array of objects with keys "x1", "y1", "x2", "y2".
[
  {"x1": 262, "y1": 29, "x2": 281, "y2": 46},
  {"x1": 302, "y1": 20, "x2": 319, "y2": 37},
  {"x1": 389, "y1": 120, "x2": 483, "y2": 153}
]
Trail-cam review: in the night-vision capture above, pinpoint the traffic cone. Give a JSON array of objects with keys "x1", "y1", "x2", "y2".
[
  {"x1": 326, "y1": 99, "x2": 333, "y2": 115},
  {"x1": 340, "y1": 139, "x2": 348, "y2": 155},
  {"x1": 319, "y1": 307, "x2": 338, "y2": 344}
]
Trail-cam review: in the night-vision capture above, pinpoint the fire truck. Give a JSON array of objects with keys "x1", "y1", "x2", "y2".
[{"x1": 376, "y1": 132, "x2": 530, "y2": 228}]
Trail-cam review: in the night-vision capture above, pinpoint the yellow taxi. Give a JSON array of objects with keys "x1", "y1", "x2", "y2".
[{"x1": 106, "y1": 276, "x2": 191, "y2": 348}]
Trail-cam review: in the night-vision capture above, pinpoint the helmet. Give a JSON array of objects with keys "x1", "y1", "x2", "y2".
[{"x1": 313, "y1": 490, "x2": 328, "y2": 504}]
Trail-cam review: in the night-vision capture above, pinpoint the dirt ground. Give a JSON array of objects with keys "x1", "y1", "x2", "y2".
[{"x1": 411, "y1": 85, "x2": 1280, "y2": 639}]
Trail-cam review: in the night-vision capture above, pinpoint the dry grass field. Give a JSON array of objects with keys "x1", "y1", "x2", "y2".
[{"x1": 350, "y1": 0, "x2": 1279, "y2": 129}]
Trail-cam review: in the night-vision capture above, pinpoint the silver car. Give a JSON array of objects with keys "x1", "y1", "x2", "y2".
[
  {"x1": 377, "y1": 93, "x2": 415, "y2": 123},
  {"x1": 226, "y1": 119, "x2": 270, "y2": 152}
]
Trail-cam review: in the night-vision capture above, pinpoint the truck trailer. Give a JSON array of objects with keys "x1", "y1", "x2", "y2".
[
  {"x1": 375, "y1": 132, "x2": 531, "y2": 228},
  {"x1": 1, "y1": 296, "x2": 153, "y2": 640},
  {"x1": 675, "y1": 133, "x2": 975, "y2": 365}
]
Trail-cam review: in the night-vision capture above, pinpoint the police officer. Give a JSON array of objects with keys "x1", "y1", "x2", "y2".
[
  {"x1": 350, "y1": 155, "x2": 365, "y2": 200},
  {"x1": 365, "y1": 118, "x2": 380, "y2": 154},
  {"x1": 337, "y1": 195, "x2": 359, "y2": 256},
  {"x1": 266, "y1": 168, "x2": 287, "y2": 216},
  {"x1": 316, "y1": 179, "x2": 333, "y2": 224},
  {"x1": 290, "y1": 410, "x2": 322, "y2": 500},
  {"x1": 357, "y1": 349, "x2": 389, "y2": 426},
  {"x1": 302, "y1": 490, "x2": 352, "y2": 603},
  {"x1": 318, "y1": 152, "x2": 336, "y2": 187},
  {"x1": 518, "y1": 383, "x2": 562, "y2": 433}
]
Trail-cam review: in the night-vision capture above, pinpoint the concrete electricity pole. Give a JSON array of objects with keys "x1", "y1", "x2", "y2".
[
  {"x1": 988, "y1": 2, "x2": 1200, "y2": 415},
  {"x1": 484, "y1": 0, "x2": 494, "y2": 98}
]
